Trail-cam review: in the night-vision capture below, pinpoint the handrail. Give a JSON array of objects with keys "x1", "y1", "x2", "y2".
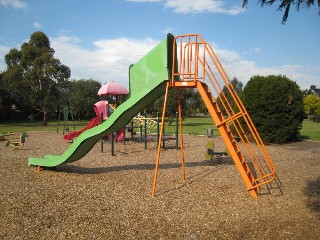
[{"x1": 170, "y1": 34, "x2": 277, "y2": 195}]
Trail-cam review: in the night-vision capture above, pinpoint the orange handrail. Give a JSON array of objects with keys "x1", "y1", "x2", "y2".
[{"x1": 153, "y1": 34, "x2": 278, "y2": 198}]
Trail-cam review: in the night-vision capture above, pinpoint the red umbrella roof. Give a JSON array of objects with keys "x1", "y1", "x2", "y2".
[{"x1": 98, "y1": 81, "x2": 129, "y2": 96}]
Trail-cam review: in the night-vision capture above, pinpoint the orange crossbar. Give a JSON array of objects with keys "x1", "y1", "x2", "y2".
[{"x1": 152, "y1": 34, "x2": 278, "y2": 198}]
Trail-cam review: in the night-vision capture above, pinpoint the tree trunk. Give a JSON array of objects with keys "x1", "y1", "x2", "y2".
[{"x1": 42, "y1": 109, "x2": 48, "y2": 125}]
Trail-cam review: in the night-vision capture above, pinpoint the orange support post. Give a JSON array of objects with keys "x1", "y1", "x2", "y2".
[{"x1": 152, "y1": 34, "x2": 279, "y2": 198}]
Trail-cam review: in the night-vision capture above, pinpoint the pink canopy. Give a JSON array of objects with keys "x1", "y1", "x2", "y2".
[{"x1": 98, "y1": 81, "x2": 129, "y2": 96}]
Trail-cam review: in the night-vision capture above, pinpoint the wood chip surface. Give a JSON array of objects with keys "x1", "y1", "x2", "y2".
[{"x1": 1, "y1": 132, "x2": 319, "y2": 239}]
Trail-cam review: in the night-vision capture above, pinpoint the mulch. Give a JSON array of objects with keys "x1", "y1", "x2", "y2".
[{"x1": 1, "y1": 132, "x2": 319, "y2": 239}]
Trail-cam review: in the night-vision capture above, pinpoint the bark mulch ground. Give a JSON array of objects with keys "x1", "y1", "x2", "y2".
[{"x1": 1, "y1": 132, "x2": 319, "y2": 239}]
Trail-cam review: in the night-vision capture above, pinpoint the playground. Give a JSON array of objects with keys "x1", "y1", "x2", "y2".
[
  {"x1": 0, "y1": 132, "x2": 319, "y2": 239},
  {"x1": 1, "y1": 33, "x2": 319, "y2": 239}
]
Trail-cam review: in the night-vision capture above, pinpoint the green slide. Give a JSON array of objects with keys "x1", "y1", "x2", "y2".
[{"x1": 28, "y1": 34, "x2": 176, "y2": 167}]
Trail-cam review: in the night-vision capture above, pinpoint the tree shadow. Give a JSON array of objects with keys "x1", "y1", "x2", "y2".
[{"x1": 304, "y1": 177, "x2": 320, "y2": 213}]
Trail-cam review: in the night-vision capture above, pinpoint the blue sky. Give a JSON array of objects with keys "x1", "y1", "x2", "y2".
[{"x1": 0, "y1": 0, "x2": 319, "y2": 90}]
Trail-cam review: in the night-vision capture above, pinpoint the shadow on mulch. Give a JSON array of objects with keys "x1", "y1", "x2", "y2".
[
  {"x1": 304, "y1": 177, "x2": 320, "y2": 213},
  {"x1": 54, "y1": 157, "x2": 234, "y2": 175}
]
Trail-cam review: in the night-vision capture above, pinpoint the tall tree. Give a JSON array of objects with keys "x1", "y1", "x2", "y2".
[
  {"x1": 303, "y1": 84, "x2": 320, "y2": 97},
  {"x1": 67, "y1": 79, "x2": 101, "y2": 120},
  {"x1": 3, "y1": 32, "x2": 70, "y2": 125},
  {"x1": 242, "y1": 0, "x2": 320, "y2": 23}
]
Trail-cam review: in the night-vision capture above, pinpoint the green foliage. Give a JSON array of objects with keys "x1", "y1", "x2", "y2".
[
  {"x1": 242, "y1": 75, "x2": 304, "y2": 144},
  {"x1": 152, "y1": 88, "x2": 205, "y2": 116},
  {"x1": 303, "y1": 84, "x2": 320, "y2": 97},
  {"x1": 68, "y1": 79, "x2": 101, "y2": 120},
  {"x1": 242, "y1": 0, "x2": 320, "y2": 23},
  {"x1": 2, "y1": 31, "x2": 70, "y2": 125},
  {"x1": 304, "y1": 94, "x2": 320, "y2": 115},
  {"x1": 304, "y1": 94, "x2": 320, "y2": 122},
  {"x1": 217, "y1": 77, "x2": 243, "y2": 116}
]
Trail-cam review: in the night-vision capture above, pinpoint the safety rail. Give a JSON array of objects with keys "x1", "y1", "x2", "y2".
[{"x1": 170, "y1": 34, "x2": 277, "y2": 197}]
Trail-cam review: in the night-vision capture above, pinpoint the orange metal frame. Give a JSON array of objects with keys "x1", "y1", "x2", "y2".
[{"x1": 152, "y1": 34, "x2": 278, "y2": 198}]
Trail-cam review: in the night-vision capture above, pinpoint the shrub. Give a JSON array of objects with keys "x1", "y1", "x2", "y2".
[{"x1": 241, "y1": 75, "x2": 304, "y2": 144}]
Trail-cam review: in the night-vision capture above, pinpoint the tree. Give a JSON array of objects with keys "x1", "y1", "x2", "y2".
[
  {"x1": 242, "y1": 75, "x2": 304, "y2": 144},
  {"x1": 303, "y1": 84, "x2": 320, "y2": 97},
  {"x1": 67, "y1": 79, "x2": 101, "y2": 120},
  {"x1": 2, "y1": 32, "x2": 70, "y2": 124},
  {"x1": 304, "y1": 94, "x2": 320, "y2": 120},
  {"x1": 217, "y1": 77, "x2": 243, "y2": 116},
  {"x1": 152, "y1": 88, "x2": 206, "y2": 119},
  {"x1": 242, "y1": 0, "x2": 320, "y2": 23}
]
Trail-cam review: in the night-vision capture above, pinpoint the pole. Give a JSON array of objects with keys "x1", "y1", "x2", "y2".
[
  {"x1": 100, "y1": 113, "x2": 104, "y2": 153},
  {"x1": 157, "y1": 112, "x2": 160, "y2": 145},
  {"x1": 175, "y1": 111, "x2": 178, "y2": 150},
  {"x1": 57, "y1": 107, "x2": 61, "y2": 133},
  {"x1": 144, "y1": 111, "x2": 147, "y2": 149},
  {"x1": 111, "y1": 132, "x2": 115, "y2": 156},
  {"x1": 178, "y1": 90, "x2": 186, "y2": 181},
  {"x1": 152, "y1": 82, "x2": 170, "y2": 198}
]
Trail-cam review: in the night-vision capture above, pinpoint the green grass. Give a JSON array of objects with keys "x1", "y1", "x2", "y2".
[
  {"x1": 1, "y1": 118, "x2": 319, "y2": 142},
  {"x1": 299, "y1": 119, "x2": 320, "y2": 141},
  {"x1": 0, "y1": 121, "x2": 89, "y2": 134},
  {"x1": 149, "y1": 117, "x2": 219, "y2": 136}
]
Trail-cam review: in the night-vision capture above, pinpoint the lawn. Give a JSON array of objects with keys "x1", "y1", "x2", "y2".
[
  {"x1": 0, "y1": 121, "x2": 88, "y2": 134},
  {"x1": 0, "y1": 118, "x2": 319, "y2": 141},
  {"x1": 299, "y1": 119, "x2": 320, "y2": 141}
]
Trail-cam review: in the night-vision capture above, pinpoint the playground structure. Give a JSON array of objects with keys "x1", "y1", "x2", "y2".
[
  {"x1": 204, "y1": 140, "x2": 228, "y2": 162},
  {"x1": 28, "y1": 33, "x2": 279, "y2": 198},
  {"x1": 63, "y1": 82, "x2": 128, "y2": 142},
  {"x1": 6, "y1": 132, "x2": 29, "y2": 149},
  {"x1": 56, "y1": 106, "x2": 76, "y2": 135},
  {"x1": 63, "y1": 100, "x2": 109, "y2": 142},
  {"x1": 125, "y1": 112, "x2": 179, "y2": 150}
]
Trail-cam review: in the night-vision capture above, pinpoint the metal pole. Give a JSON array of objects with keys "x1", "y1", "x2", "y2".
[
  {"x1": 111, "y1": 132, "x2": 115, "y2": 156},
  {"x1": 144, "y1": 111, "x2": 147, "y2": 149},
  {"x1": 157, "y1": 112, "x2": 160, "y2": 145},
  {"x1": 139, "y1": 125, "x2": 142, "y2": 143},
  {"x1": 162, "y1": 115, "x2": 165, "y2": 148},
  {"x1": 152, "y1": 82, "x2": 170, "y2": 198},
  {"x1": 124, "y1": 126, "x2": 126, "y2": 145},
  {"x1": 56, "y1": 108, "x2": 61, "y2": 133},
  {"x1": 175, "y1": 111, "x2": 178, "y2": 150},
  {"x1": 178, "y1": 90, "x2": 186, "y2": 181},
  {"x1": 100, "y1": 113, "x2": 104, "y2": 153}
]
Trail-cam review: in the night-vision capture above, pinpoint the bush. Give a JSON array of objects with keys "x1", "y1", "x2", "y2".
[{"x1": 241, "y1": 75, "x2": 304, "y2": 144}]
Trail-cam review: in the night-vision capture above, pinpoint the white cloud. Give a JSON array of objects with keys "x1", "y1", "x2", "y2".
[
  {"x1": 0, "y1": 0, "x2": 27, "y2": 9},
  {"x1": 214, "y1": 46, "x2": 319, "y2": 90},
  {"x1": 50, "y1": 35, "x2": 160, "y2": 87},
  {"x1": 33, "y1": 22, "x2": 42, "y2": 29},
  {"x1": 0, "y1": 35, "x2": 318, "y2": 90},
  {"x1": 164, "y1": 0, "x2": 245, "y2": 15},
  {"x1": 254, "y1": 47, "x2": 261, "y2": 53},
  {"x1": 0, "y1": 44, "x2": 10, "y2": 71}
]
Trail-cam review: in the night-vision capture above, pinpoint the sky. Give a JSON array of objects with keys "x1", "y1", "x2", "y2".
[{"x1": 0, "y1": 0, "x2": 319, "y2": 90}]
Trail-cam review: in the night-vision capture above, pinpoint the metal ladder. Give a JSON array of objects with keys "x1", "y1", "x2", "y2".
[{"x1": 152, "y1": 34, "x2": 278, "y2": 198}]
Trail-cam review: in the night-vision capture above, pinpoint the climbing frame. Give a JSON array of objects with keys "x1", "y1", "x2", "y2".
[{"x1": 152, "y1": 34, "x2": 278, "y2": 198}]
